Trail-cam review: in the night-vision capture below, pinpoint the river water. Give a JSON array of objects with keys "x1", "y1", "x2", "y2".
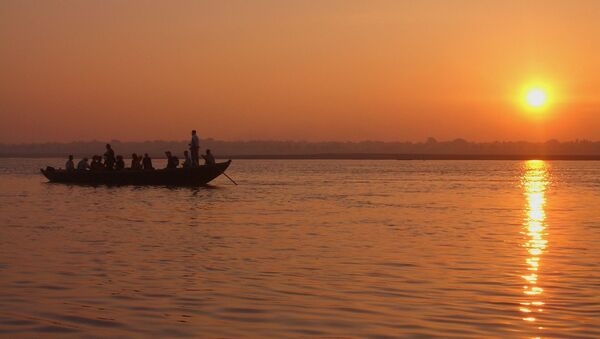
[{"x1": 1, "y1": 158, "x2": 599, "y2": 338}]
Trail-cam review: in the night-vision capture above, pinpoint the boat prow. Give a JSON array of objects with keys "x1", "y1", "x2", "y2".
[{"x1": 41, "y1": 160, "x2": 232, "y2": 186}]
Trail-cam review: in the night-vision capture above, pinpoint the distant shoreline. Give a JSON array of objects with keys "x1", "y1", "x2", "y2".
[
  {"x1": 3, "y1": 139, "x2": 600, "y2": 160},
  {"x1": 2, "y1": 153, "x2": 600, "y2": 160}
]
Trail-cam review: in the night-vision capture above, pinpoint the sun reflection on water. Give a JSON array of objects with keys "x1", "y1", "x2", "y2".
[{"x1": 520, "y1": 160, "x2": 549, "y2": 333}]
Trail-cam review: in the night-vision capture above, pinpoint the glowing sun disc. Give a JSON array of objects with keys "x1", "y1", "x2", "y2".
[{"x1": 525, "y1": 88, "x2": 547, "y2": 108}]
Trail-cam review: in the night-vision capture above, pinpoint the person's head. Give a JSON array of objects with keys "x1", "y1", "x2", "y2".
[
  {"x1": 165, "y1": 151, "x2": 171, "y2": 157},
  {"x1": 117, "y1": 155, "x2": 122, "y2": 160},
  {"x1": 184, "y1": 150, "x2": 189, "y2": 156},
  {"x1": 144, "y1": 153, "x2": 149, "y2": 157},
  {"x1": 132, "y1": 153, "x2": 137, "y2": 159},
  {"x1": 68, "y1": 155, "x2": 73, "y2": 160},
  {"x1": 206, "y1": 149, "x2": 211, "y2": 154},
  {"x1": 192, "y1": 130, "x2": 197, "y2": 135},
  {"x1": 106, "y1": 143, "x2": 111, "y2": 149}
]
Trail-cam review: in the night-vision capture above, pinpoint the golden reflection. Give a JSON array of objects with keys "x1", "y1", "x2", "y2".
[{"x1": 520, "y1": 160, "x2": 549, "y2": 331}]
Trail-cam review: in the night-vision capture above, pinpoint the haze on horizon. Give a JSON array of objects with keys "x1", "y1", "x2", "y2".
[{"x1": 1, "y1": 0, "x2": 599, "y2": 144}]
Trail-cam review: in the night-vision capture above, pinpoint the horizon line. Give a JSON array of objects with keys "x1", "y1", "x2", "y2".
[{"x1": 2, "y1": 137, "x2": 600, "y2": 145}]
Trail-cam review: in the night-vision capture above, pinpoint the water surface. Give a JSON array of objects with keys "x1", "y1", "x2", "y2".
[{"x1": 1, "y1": 159, "x2": 600, "y2": 338}]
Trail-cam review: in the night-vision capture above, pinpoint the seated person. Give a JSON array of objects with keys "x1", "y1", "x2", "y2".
[
  {"x1": 77, "y1": 157, "x2": 90, "y2": 170},
  {"x1": 202, "y1": 149, "x2": 216, "y2": 165},
  {"x1": 115, "y1": 155, "x2": 125, "y2": 170},
  {"x1": 182, "y1": 150, "x2": 193, "y2": 168},
  {"x1": 65, "y1": 155, "x2": 75, "y2": 171},
  {"x1": 90, "y1": 155, "x2": 104, "y2": 170},
  {"x1": 165, "y1": 151, "x2": 179, "y2": 169},
  {"x1": 142, "y1": 153, "x2": 154, "y2": 170},
  {"x1": 131, "y1": 153, "x2": 142, "y2": 170}
]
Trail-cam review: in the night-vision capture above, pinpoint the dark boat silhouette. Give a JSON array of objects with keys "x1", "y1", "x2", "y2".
[{"x1": 41, "y1": 160, "x2": 232, "y2": 186}]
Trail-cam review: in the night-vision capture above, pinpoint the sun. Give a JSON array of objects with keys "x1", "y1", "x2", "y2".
[
  {"x1": 519, "y1": 82, "x2": 553, "y2": 113},
  {"x1": 526, "y1": 88, "x2": 547, "y2": 108}
]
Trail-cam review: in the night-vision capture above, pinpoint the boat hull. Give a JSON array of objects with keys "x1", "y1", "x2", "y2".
[{"x1": 41, "y1": 160, "x2": 232, "y2": 186}]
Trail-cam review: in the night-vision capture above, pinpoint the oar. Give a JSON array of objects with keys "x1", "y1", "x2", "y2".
[{"x1": 223, "y1": 172, "x2": 238, "y2": 185}]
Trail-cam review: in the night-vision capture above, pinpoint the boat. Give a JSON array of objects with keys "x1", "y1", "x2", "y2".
[{"x1": 41, "y1": 160, "x2": 232, "y2": 186}]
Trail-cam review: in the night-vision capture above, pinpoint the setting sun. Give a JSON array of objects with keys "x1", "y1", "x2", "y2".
[
  {"x1": 520, "y1": 82, "x2": 554, "y2": 114},
  {"x1": 526, "y1": 89, "x2": 547, "y2": 108}
]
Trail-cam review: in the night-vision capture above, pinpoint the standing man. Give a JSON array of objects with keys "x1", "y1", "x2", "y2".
[
  {"x1": 189, "y1": 130, "x2": 200, "y2": 167},
  {"x1": 104, "y1": 144, "x2": 116, "y2": 170}
]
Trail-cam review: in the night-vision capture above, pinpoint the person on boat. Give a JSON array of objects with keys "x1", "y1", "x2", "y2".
[
  {"x1": 104, "y1": 144, "x2": 116, "y2": 170},
  {"x1": 131, "y1": 153, "x2": 142, "y2": 170},
  {"x1": 182, "y1": 150, "x2": 193, "y2": 168},
  {"x1": 165, "y1": 151, "x2": 179, "y2": 169},
  {"x1": 115, "y1": 155, "x2": 125, "y2": 170},
  {"x1": 90, "y1": 155, "x2": 104, "y2": 170},
  {"x1": 77, "y1": 157, "x2": 90, "y2": 170},
  {"x1": 142, "y1": 153, "x2": 154, "y2": 170},
  {"x1": 65, "y1": 155, "x2": 75, "y2": 171},
  {"x1": 189, "y1": 130, "x2": 200, "y2": 167},
  {"x1": 202, "y1": 149, "x2": 216, "y2": 165}
]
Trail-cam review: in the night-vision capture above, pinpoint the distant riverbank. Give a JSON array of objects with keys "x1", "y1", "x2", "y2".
[{"x1": 3, "y1": 139, "x2": 600, "y2": 160}]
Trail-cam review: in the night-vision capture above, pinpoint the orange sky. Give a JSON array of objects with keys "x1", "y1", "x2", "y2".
[{"x1": 1, "y1": 0, "x2": 599, "y2": 143}]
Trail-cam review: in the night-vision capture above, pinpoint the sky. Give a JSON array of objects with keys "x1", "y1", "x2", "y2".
[{"x1": 1, "y1": 0, "x2": 599, "y2": 143}]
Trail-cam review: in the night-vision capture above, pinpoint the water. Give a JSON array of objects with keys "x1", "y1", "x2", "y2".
[{"x1": 1, "y1": 158, "x2": 600, "y2": 338}]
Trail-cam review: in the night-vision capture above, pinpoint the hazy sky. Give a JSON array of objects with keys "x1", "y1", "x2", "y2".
[{"x1": 1, "y1": 0, "x2": 599, "y2": 143}]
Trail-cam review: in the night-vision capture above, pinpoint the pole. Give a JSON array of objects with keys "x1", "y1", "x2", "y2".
[{"x1": 223, "y1": 172, "x2": 238, "y2": 185}]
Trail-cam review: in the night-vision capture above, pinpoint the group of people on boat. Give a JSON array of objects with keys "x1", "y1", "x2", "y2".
[{"x1": 64, "y1": 130, "x2": 216, "y2": 171}]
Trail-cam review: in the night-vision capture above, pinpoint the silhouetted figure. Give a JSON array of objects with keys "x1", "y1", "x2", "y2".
[
  {"x1": 115, "y1": 155, "x2": 125, "y2": 170},
  {"x1": 142, "y1": 153, "x2": 154, "y2": 170},
  {"x1": 104, "y1": 144, "x2": 115, "y2": 170},
  {"x1": 189, "y1": 130, "x2": 200, "y2": 167},
  {"x1": 77, "y1": 157, "x2": 90, "y2": 170},
  {"x1": 165, "y1": 151, "x2": 179, "y2": 169},
  {"x1": 65, "y1": 155, "x2": 75, "y2": 171},
  {"x1": 90, "y1": 155, "x2": 103, "y2": 170},
  {"x1": 202, "y1": 149, "x2": 216, "y2": 165},
  {"x1": 131, "y1": 153, "x2": 142, "y2": 170},
  {"x1": 182, "y1": 150, "x2": 193, "y2": 168}
]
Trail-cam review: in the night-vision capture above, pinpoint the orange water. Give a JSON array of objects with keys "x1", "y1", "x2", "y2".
[{"x1": 1, "y1": 159, "x2": 599, "y2": 338}]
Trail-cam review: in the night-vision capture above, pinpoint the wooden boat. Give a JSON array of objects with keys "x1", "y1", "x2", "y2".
[{"x1": 41, "y1": 160, "x2": 232, "y2": 186}]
